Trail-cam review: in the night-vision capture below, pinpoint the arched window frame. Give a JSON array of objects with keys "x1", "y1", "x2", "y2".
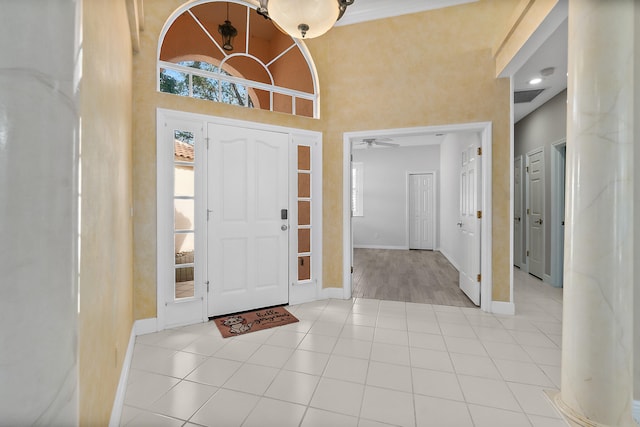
[{"x1": 158, "y1": 0, "x2": 320, "y2": 118}]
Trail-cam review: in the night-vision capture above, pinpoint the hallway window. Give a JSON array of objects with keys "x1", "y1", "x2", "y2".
[{"x1": 159, "y1": 1, "x2": 318, "y2": 118}]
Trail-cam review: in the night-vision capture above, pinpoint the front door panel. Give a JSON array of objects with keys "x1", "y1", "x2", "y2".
[{"x1": 208, "y1": 124, "x2": 289, "y2": 316}]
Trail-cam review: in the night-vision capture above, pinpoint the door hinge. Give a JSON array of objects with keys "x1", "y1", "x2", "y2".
[
  {"x1": 527, "y1": 208, "x2": 530, "y2": 215},
  {"x1": 526, "y1": 166, "x2": 529, "y2": 173},
  {"x1": 205, "y1": 137, "x2": 210, "y2": 149},
  {"x1": 206, "y1": 281, "x2": 210, "y2": 292},
  {"x1": 477, "y1": 274, "x2": 481, "y2": 282},
  {"x1": 207, "y1": 209, "x2": 212, "y2": 221},
  {"x1": 526, "y1": 250, "x2": 530, "y2": 257},
  {"x1": 351, "y1": 154, "x2": 353, "y2": 161},
  {"x1": 477, "y1": 147, "x2": 482, "y2": 156},
  {"x1": 351, "y1": 266, "x2": 354, "y2": 274},
  {"x1": 476, "y1": 210, "x2": 482, "y2": 219}
]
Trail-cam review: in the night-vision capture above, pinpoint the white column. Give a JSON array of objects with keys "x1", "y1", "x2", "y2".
[
  {"x1": 0, "y1": 1, "x2": 81, "y2": 425},
  {"x1": 555, "y1": 0, "x2": 635, "y2": 426}
]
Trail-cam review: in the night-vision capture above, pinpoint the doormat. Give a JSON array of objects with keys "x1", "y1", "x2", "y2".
[{"x1": 213, "y1": 306, "x2": 298, "y2": 338}]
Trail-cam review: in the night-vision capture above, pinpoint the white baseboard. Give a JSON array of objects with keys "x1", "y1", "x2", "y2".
[
  {"x1": 438, "y1": 248, "x2": 460, "y2": 272},
  {"x1": 633, "y1": 399, "x2": 640, "y2": 425},
  {"x1": 543, "y1": 274, "x2": 552, "y2": 284},
  {"x1": 491, "y1": 301, "x2": 515, "y2": 315},
  {"x1": 135, "y1": 317, "x2": 158, "y2": 336},
  {"x1": 318, "y1": 286, "x2": 348, "y2": 300},
  {"x1": 108, "y1": 323, "x2": 137, "y2": 427},
  {"x1": 353, "y1": 244, "x2": 409, "y2": 250}
]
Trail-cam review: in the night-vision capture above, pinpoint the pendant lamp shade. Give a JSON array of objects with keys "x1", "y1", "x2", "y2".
[{"x1": 267, "y1": 0, "x2": 341, "y2": 39}]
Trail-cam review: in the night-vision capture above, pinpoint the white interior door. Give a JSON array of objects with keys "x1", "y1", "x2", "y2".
[
  {"x1": 409, "y1": 173, "x2": 435, "y2": 250},
  {"x1": 527, "y1": 149, "x2": 544, "y2": 279},
  {"x1": 207, "y1": 124, "x2": 289, "y2": 316},
  {"x1": 514, "y1": 156, "x2": 523, "y2": 268},
  {"x1": 459, "y1": 145, "x2": 481, "y2": 306}
]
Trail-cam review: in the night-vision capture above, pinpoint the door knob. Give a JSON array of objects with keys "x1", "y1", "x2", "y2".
[
  {"x1": 281, "y1": 224, "x2": 288, "y2": 231},
  {"x1": 456, "y1": 222, "x2": 463, "y2": 227}
]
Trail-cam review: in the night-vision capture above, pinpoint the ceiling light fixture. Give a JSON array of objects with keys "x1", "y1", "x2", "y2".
[
  {"x1": 218, "y1": 3, "x2": 238, "y2": 51},
  {"x1": 257, "y1": 0, "x2": 355, "y2": 39},
  {"x1": 529, "y1": 77, "x2": 542, "y2": 85}
]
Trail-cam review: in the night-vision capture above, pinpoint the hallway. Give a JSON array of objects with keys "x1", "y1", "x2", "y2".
[{"x1": 120, "y1": 269, "x2": 565, "y2": 427}]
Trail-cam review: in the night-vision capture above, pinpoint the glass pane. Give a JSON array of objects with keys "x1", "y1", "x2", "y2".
[
  {"x1": 298, "y1": 228, "x2": 311, "y2": 253},
  {"x1": 252, "y1": 88, "x2": 270, "y2": 111},
  {"x1": 273, "y1": 93, "x2": 292, "y2": 114},
  {"x1": 175, "y1": 266, "x2": 195, "y2": 299},
  {"x1": 221, "y1": 81, "x2": 252, "y2": 107},
  {"x1": 174, "y1": 164, "x2": 194, "y2": 197},
  {"x1": 175, "y1": 233, "x2": 194, "y2": 259},
  {"x1": 174, "y1": 199, "x2": 194, "y2": 231},
  {"x1": 298, "y1": 173, "x2": 310, "y2": 198},
  {"x1": 160, "y1": 68, "x2": 189, "y2": 96},
  {"x1": 295, "y1": 98, "x2": 314, "y2": 118},
  {"x1": 298, "y1": 201, "x2": 310, "y2": 226},
  {"x1": 298, "y1": 146, "x2": 310, "y2": 171},
  {"x1": 298, "y1": 256, "x2": 311, "y2": 281},
  {"x1": 193, "y1": 76, "x2": 220, "y2": 102}
]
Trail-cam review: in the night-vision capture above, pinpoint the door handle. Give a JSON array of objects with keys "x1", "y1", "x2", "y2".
[
  {"x1": 456, "y1": 222, "x2": 463, "y2": 227},
  {"x1": 535, "y1": 218, "x2": 543, "y2": 225},
  {"x1": 281, "y1": 224, "x2": 288, "y2": 231}
]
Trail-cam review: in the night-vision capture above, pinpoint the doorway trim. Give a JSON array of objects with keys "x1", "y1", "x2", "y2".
[
  {"x1": 342, "y1": 122, "x2": 495, "y2": 312},
  {"x1": 156, "y1": 108, "x2": 323, "y2": 331},
  {"x1": 550, "y1": 139, "x2": 566, "y2": 287}
]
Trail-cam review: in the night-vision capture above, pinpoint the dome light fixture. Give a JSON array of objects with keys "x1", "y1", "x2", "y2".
[{"x1": 258, "y1": 0, "x2": 355, "y2": 39}]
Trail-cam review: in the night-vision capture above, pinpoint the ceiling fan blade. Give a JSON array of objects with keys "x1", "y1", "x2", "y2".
[{"x1": 374, "y1": 141, "x2": 399, "y2": 147}]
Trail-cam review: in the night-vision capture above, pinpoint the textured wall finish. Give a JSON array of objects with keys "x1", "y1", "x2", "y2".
[
  {"x1": 79, "y1": 0, "x2": 135, "y2": 424},
  {"x1": 0, "y1": 1, "x2": 80, "y2": 425},
  {"x1": 133, "y1": 0, "x2": 519, "y2": 319},
  {"x1": 557, "y1": 0, "x2": 635, "y2": 425}
]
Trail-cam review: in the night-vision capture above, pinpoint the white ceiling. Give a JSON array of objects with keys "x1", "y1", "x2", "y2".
[
  {"x1": 513, "y1": 19, "x2": 567, "y2": 123},
  {"x1": 335, "y1": 0, "x2": 477, "y2": 26}
]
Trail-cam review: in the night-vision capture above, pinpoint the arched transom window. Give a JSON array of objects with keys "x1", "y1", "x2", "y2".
[{"x1": 159, "y1": 0, "x2": 319, "y2": 118}]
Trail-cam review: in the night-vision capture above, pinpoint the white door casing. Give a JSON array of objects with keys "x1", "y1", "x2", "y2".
[
  {"x1": 459, "y1": 144, "x2": 481, "y2": 306},
  {"x1": 408, "y1": 173, "x2": 435, "y2": 250},
  {"x1": 527, "y1": 148, "x2": 544, "y2": 279},
  {"x1": 514, "y1": 156, "x2": 523, "y2": 268},
  {"x1": 158, "y1": 118, "x2": 207, "y2": 329},
  {"x1": 207, "y1": 124, "x2": 289, "y2": 316}
]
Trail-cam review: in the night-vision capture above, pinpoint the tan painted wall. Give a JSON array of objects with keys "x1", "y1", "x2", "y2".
[
  {"x1": 79, "y1": 0, "x2": 134, "y2": 424},
  {"x1": 305, "y1": 0, "x2": 516, "y2": 299},
  {"x1": 133, "y1": 0, "x2": 519, "y2": 319}
]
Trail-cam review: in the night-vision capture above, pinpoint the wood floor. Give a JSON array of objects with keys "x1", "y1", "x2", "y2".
[{"x1": 352, "y1": 248, "x2": 477, "y2": 308}]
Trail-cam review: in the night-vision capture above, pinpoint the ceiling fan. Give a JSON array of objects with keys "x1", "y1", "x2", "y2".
[{"x1": 354, "y1": 137, "x2": 399, "y2": 148}]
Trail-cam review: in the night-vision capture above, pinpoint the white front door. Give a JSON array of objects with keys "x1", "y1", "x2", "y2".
[
  {"x1": 408, "y1": 173, "x2": 435, "y2": 250},
  {"x1": 514, "y1": 156, "x2": 523, "y2": 268},
  {"x1": 527, "y1": 149, "x2": 544, "y2": 279},
  {"x1": 459, "y1": 145, "x2": 481, "y2": 306},
  {"x1": 207, "y1": 124, "x2": 289, "y2": 316}
]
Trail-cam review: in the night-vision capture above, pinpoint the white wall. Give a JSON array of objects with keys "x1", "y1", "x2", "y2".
[
  {"x1": 352, "y1": 145, "x2": 440, "y2": 249},
  {"x1": 439, "y1": 132, "x2": 482, "y2": 270},
  {"x1": 0, "y1": 1, "x2": 80, "y2": 424}
]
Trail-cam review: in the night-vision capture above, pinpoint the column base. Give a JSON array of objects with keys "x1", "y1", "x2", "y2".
[{"x1": 544, "y1": 391, "x2": 638, "y2": 427}]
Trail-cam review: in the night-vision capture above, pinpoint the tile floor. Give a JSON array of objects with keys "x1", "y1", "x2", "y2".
[{"x1": 121, "y1": 269, "x2": 566, "y2": 427}]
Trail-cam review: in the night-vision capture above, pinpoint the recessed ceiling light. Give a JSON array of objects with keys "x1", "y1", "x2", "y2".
[{"x1": 529, "y1": 77, "x2": 542, "y2": 85}]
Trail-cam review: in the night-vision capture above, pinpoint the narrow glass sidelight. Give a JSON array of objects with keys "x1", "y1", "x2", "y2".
[
  {"x1": 174, "y1": 130, "x2": 196, "y2": 299},
  {"x1": 297, "y1": 145, "x2": 312, "y2": 283}
]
